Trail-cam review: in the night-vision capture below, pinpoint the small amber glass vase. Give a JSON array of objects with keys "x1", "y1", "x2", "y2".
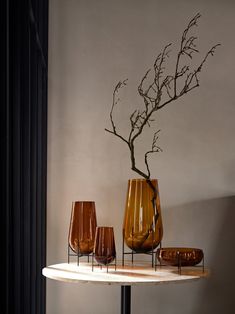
[
  {"x1": 94, "y1": 227, "x2": 116, "y2": 265},
  {"x1": 123, "y1": 179, "x2": 163, "y2": 253},
  {"x1": 68, "y1": 201, "x2": 97, "y2": 255}
]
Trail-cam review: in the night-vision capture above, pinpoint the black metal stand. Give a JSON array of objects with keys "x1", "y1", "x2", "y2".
[
  {"x1": 68, "y1": 244, "x2": 93, "y2": 265},
  {"x1": 121, "y1": 286, "x2": 131, "y2": 314},
  {"x1": 91, "y1": 253, "x2": 117, "y2": 273},
  {"x1": 122, "y1": 229, "x2": 161, "y2": 268}
]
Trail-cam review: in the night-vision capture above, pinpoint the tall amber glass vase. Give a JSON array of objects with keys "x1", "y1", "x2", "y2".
[
  {"x1": 68, "y1": 201, "x2": 97, "y2": 255},
  {"x1": 123, "y1": 179, "x2": 163, "y2": 253}
]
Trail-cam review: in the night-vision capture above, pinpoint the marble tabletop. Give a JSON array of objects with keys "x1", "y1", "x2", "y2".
[{"x1": 42, "y1": 262, "x2": 208, "y2": 286}]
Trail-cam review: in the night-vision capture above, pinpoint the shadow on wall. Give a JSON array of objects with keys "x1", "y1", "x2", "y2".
[
  {"x1": 162, "y1": 196, "x2": 235, "y2": 314},
  {"x1": 190, "y1": 196, "x2": 235, "y2": 314},
  {"x1": 115, "y1": 195, "x2": 235, "y2": 314}
]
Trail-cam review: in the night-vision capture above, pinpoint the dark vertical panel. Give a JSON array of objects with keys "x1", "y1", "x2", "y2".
[
  {"x1": 41, "y1": 68, "x2": 48, "y2": 314},
  {"x1": 0, "y1": 0, "x2": 7, "y2": 311},
  {"x1": 3, "y1": 0, "x2": 48, "y2": 313},
  {"x1": 30, "y1": 26, "x2": 37, "y2": 314},
  {"x1": 11, "y1": 1, "x2": 23, "y2": 311},
  {"x1": 21, "y1": 2, "x2": 31, "y2": 313},
  {"x1": 36, "y1": 61, "x2": 43, "y2": 313}
]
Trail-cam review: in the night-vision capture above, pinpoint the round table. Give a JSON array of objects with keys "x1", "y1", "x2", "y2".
[{"x1": 42, "y1": 262, "x2": 208, "y2": 314}]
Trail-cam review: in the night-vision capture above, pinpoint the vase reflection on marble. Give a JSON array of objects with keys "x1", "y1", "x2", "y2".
[{"x1": 123, "y1": 179, "x2": 163, "y2": 253}]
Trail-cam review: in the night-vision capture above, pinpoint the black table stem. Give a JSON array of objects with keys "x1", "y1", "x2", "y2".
[{"x1": 121, "y1": 285, "x2": 131, "y2": 314}]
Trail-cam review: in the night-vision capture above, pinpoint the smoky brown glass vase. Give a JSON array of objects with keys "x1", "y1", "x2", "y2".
[
  {"x1": 94, "y1": 227, "x2": 116, "y2": 265},
  {"x1": 123, "y1": 179, "x2": 163, "y2": 253},
  {"x1": 68, "y1": 201, "x2": 97, "y2": 255}
]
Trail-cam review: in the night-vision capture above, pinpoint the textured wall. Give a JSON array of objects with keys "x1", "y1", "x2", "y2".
[{"x1": 47, "y1": 0, "x2": 235, "y2": 313}]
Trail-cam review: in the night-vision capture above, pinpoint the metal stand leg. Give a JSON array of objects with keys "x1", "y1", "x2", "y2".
[{"x1": 121, "y1": 286, "x2": 131, "y2": 314}]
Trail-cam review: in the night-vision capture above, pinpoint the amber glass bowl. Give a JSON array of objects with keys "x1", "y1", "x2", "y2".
[
  {"x1": 156, "y1": 247, "x2": 204, "y2": 266},
  {"x1": 68, "y1": 201, "x2": 97, "y2": 255}
]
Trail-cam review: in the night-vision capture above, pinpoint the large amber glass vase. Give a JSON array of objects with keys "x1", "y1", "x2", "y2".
[
  {"x1": 68, "y1": 201, "x2": 97, "y2": 255},
  {"x1": 123, "y1": 179, "x2": 163, "y2": 253}
]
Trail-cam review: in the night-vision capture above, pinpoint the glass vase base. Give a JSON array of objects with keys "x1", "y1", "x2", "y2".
[
  {"x1": 122, "y1": 233, "x2": 162, "y2": 268},
  {"x1": 91, "y1": 253, "x2": 117, "y2": 273},
  {"x1": 68, "y1": 245, "x2": 93, "y2": 265}
]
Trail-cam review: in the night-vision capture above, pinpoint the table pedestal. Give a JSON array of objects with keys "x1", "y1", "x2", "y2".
[{"x1": 121, "y1": 285, "x2": 131, "y2": 314}]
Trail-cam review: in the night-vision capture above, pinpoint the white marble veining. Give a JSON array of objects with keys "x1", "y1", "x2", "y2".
[{"x1": 42, "y1": 262, "x2": 208, "y2": 286}]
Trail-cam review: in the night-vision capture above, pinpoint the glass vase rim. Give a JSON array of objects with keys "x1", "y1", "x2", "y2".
[
  {"x1": 96, "y1": 226, "x2": 114, "y2": 230},
  {"x1": 128, "y1": 178, "x2": 159, "y2": 182},
  {"x1": 72, "y1": 200, "x2": 95, "y2": 204}
]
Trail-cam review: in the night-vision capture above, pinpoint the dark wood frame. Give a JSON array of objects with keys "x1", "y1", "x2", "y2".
[{"x1": 1, "y1": 0, "x2": 48, "y2": 313}]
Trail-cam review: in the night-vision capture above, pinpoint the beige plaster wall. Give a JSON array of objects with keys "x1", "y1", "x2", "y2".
[{"x1": 47, "y1": 0, "x2": 235, "y2": 313}]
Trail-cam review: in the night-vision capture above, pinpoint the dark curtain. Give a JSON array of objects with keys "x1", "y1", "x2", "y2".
[{"x1": 1, "y1": 0, "x2": 48, "y2": 313}]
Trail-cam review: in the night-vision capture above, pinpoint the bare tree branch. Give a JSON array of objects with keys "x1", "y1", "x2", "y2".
[{"x1": 105, "y1": 13, "x2": 220, "y2": 182}]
